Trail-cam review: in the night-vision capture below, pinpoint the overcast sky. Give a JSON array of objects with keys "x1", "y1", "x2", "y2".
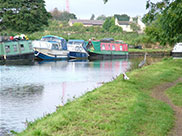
[{"x1": 45, "y1": 0, "x2": 160, "y2": 19}]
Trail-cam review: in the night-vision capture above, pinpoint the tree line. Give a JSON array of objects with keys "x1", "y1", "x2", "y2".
[{"x1": 1, "y1": 0, "x2": 181, "y2": 46}]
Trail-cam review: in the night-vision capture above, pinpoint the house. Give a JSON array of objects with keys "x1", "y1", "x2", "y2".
[
  {"x1": 115, "y1": 16, "x2": 146, "y2": 33},
  {"x1": 69, "y1": 19, "x2": 104, "y2": 27},
  {"x1": 115, "y1": 18, "x2": 133, "y2": 32}
]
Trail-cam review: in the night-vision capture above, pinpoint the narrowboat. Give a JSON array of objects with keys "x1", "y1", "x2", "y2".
[
  {"x1": 0, "y1": 36, "x2": 34, "y2": 64},
  {"x1": 33, "y1": 35, "x2": 69, "y2": 60},
  {"x1": 86, "y1": 38, "x2": 128, "y2": 59},
  {"x1": 67, "y1": 40, "x2": 89, "y2": 59},
  {"x1": 172, "y1": 43, "x2": 182, "y2": 57}
]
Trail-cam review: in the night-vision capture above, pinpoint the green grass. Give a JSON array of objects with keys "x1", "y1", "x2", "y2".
[
  {"x1": 166, "y1": 83, "x2": 182, "y2": 106},
  {"x1": 17, "y1": 58, "x2": 182, "y2": 136}
]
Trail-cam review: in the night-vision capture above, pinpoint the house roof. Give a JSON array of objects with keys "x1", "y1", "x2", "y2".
[
  {"x1": 118, "y1": 21, "x2": 131, "y2": 25},
  {"x1": 69, "y1": 19, "x2": 104, "y2": 25}
]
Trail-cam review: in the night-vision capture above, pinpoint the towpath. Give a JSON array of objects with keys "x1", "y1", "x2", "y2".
[{"x1": 151, "y1": 78, "x2": 182, "y2": 136}]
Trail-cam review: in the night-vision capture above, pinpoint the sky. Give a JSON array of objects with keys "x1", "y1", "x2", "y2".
[{"x1": 44, "y1": 0, "x2": 160, "y2": 19}]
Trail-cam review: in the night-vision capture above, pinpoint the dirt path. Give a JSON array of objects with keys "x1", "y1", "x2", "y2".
[{"x1": 151, "y1": 78, "x2": 182, "y2": 136}]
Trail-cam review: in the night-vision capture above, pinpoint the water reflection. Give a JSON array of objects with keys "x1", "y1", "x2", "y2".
[
  {"x1": 0, "y1": 57, "x2": 163, "y2": 135},
  {"x1": 0, "y1": 85, "x2": 44, "y2": 136}
]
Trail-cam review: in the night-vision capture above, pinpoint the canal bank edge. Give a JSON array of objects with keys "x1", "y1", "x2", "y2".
[
  {"x1": 17, "y1": 58, "x2": 182, "y2": 136},
  {"x1": 129, "y1": 51, "x2": 170, "y2": 57}
]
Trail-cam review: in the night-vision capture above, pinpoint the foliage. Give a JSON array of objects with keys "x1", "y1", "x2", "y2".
[
  {"x1": 17, "y1": 59, "x2": 182, "y2": 136},
  {"x1": 72, "y1": 22, "x2": 84, "y2": 32},
  {"x1": 96, "y1": 15, "x2": 107, "y2": 20},
  {"x1": 143, "y1": 0, "x2": 182, "y2": 45},
  {"x1": 130, "y1": 23, "x2": 140, "y2": 32},
  {"x1": 103, "y1": 17, "x2": 123, "y2": 33},
  {"x1": 50, "y1": 8, "x2": 77, "y2": 22},
  {"x1": 114, "y1": 14, "x2": 130, "y2": 21},
  {"x1": 0, "y1": 0, "x2": 51, "y2": 33},
  {"x1": 90, "y1": 14, "x2": 95, "y2": 20},
  {"x1": 103, "y1": 0, "x2": 108, "y2": 4},
  {"x1": 109, "y1": 25, "x2": 123, "y2": 33},
  {"x1": 102, "y1": 17, "x2": 114, "y2": 31},
  {"x1": 27, "y1": 19, "x2": 138, "y2": 45}
]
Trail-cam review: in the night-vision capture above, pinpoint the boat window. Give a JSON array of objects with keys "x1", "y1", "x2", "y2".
[
  {"x1": 75, "y1": 46, "x2": 81, "y2": 52},
  {"x1": 5, "y1": 45, "x2": 10, "y2": 53},
  {"x1": 108, "y1": 44, "x2": 111, "y2": 50},
  {"x1": 120, "y1": 46, "x2": 123, "y2": 51},
  {"x1": 68, "y1": 41, "x2": 73, "y2": 44},
  {"x1": 52, "y1": 44, "x2": 59, "y2": 50},
  {"x1": 75, "y1": 42, "x2": 82, "y2": 46},
  {"x1": 112, "y1": 45, "x2": 115, "y2": 50},
  {"x1": 42, "y1": 37, "x2": 57, "y2": 42},
  {"x1": 20, "y1": 44, "x2": 24, "y2": 51},
  {"x1": 29, "y1": 43, "x2": 33, "y2": 50},
  {"x1": 13, "y1": 45, "x2": 17, "y2": 52},
  {"x1": 52, "y1": 37, "x2": 61, "y2": 43},
  {"x1": 102, "y1": 44, "x2": 105, "y2": 50}
]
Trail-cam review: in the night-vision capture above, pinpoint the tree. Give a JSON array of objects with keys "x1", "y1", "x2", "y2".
[
  {"x1": 50, "y1": 9, "x2": 77, "y2": 22},
  {"x1": 102, "y1": 17, "x2": 114, "y2": 31},
  {"x1": 51, "y1": 8, "x2": 61, "y2": 20},
  {"x1": 72, "y1": 22, "x2": 84, "y2": 32},
  {"x1": 130, "y1": 23, "x2": 140, "y2": 32},
  {"x1": 144, "y1": 0, "x2": 182, "y2": 45},
  {"x1": 103, "y1": 0, "x2": 108, "y2": 4},
  {"x1": 103, "y1": 17, "x2": 123, "y2": 32},
  {"x1": 109, "y1": 25, "x2": 123, "y2": 33},
  {"x1": 90, "y1": 14, "x2": 95, "y2": 20},
  {"x1": 0, "y1": 0, "x2": 51, "y2": 33},
  {"x1": 96, "y1": 15, "x2": 107, "y2": 20}
]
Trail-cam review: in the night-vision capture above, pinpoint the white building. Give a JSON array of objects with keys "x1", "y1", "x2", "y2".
[
  {"x1": 115, "y1": 18, "x2": 133, "y2": 32},
  {"x1": 115, "y1": 16, "x2": 146, "y2": 33}
]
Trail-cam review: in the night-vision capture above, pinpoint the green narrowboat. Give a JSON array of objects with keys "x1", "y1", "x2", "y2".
[
  {"x1": 0, "y1": 36, "x2": 34, "y2": 64},
  {"x1": 86, "y1": 38, "x2": 128, "y2": 60}
]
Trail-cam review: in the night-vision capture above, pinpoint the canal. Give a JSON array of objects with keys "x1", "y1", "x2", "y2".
[{"x1": 0, "y1": 57, "x2": 163, "y2": 135}]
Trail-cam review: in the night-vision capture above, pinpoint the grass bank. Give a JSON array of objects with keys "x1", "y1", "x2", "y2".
[
  {"x1": 17, "y1": 58, "x2": 182, "y2": 136},
  {"x1": 166, "y1": 83, "x2": 182, "y2": 106}
]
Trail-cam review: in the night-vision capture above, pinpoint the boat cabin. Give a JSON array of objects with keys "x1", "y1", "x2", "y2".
[
  {"x1": 67, "y1": 40, "x2": 87, "y2": 52},
  {"x1": 0, "y1": 36, "x2": 34, "y2": 62},
  {"x1": 41, "y1": 35, "x2": 67, "y2": 50},
  {"x1": 33, "y1": 40, "x2": 62, "y2": 50},
  {"x1": 86, "y1": 39, "x2": 128, "y2": 52}
]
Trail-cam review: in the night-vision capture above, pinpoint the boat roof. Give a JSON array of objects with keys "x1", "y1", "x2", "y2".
[
  {"x1": 68, "y1": 39, "x2": 85, "y2": 42},
  {"x1": 100, "y1": 38, "x2": 114, "y2": 42},
  {"x1": 42, "y1": 35, "x2": 64, "y2": 40}
]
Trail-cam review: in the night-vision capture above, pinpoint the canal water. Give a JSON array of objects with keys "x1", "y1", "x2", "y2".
[{"x1": 0, "y1": 57, "x2": 163, "y2": 135}]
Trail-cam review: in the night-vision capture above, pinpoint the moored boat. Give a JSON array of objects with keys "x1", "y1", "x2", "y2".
[
  {"x1": 172, "y1": 43, "x2": 182, "y2": 57},
  {"x1": 33, "y1": 35, "x2": 69, "y2": 60},
  {"x1": 86, "y1": 38, "x2": 128, "y2": 60},
  {"x1": 67, "y1": 40, "x2": 89, "y2": 59},
  {"x1": 0, "y1": 36, "x2": 34, "y2": 64}
]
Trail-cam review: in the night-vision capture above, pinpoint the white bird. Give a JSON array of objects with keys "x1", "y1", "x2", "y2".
[{"x1": 123, "y1": 73, "x2": 129, "y2": 80}]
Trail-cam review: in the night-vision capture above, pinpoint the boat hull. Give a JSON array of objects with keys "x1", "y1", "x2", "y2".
[
  {"x1": 34, "y1": 50, "x2": 69, "y2": 60},
  {"x1": 69, "y1": 51, "x2": 88, "y2": 59},
  {"x1": 172, "y1": 52, "x2": 182, "y2": 57},
  {"x1": 0, "y1": 52, "x2": 34, "y2": 65},
  {"x1": 88, "y1": 51, "x2": 128, "y2": 60}
]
